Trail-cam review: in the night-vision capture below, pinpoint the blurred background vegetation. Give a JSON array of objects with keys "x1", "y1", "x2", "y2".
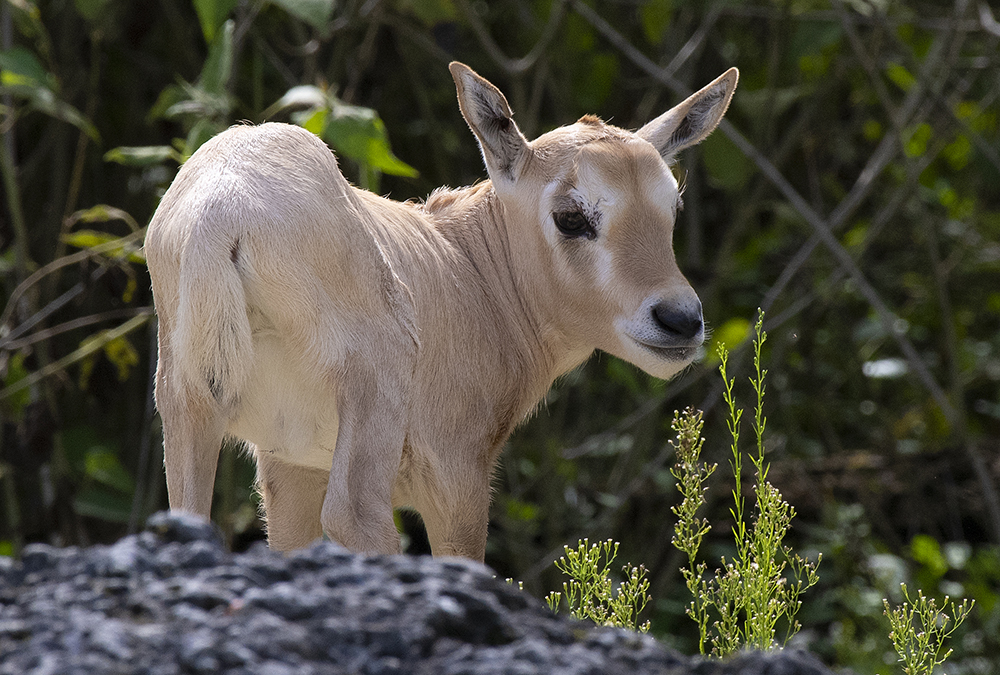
[{"x1": 0, "y1": 0, "x2": 998, "y2": 671}]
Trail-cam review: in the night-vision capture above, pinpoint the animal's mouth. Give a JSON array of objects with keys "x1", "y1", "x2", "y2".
[{"x1": 629, "y1": 337, "x2": 698, "y2": 362}]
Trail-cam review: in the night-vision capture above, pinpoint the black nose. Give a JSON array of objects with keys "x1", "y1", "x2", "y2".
[{"x1": 652, "y1": 301, "x2": 703, "y2": 341}]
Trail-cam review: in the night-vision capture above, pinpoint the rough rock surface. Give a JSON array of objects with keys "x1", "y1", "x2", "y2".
[{"x1": 0, "y1": 512, "x2": 834, "y2": 675}]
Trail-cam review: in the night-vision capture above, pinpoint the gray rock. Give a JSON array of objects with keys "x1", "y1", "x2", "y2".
[{"x1": 0, "y1": 512, "x2": 836, "y2": 675}]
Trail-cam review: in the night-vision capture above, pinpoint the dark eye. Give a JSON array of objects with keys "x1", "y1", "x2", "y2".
[{"x1": 553, "y1": 210, "x2": 595, "y2": 239}]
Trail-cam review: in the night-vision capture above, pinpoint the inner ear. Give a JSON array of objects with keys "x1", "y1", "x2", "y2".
[
  {"x1": 449, "y1": 62, "x2": 531, "y2": 183},
  {"x1": 638, "y1": 67, "x2": 739, "y2": 162}
]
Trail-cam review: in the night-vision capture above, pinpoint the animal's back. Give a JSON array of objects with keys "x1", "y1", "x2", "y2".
[
  {"x1": 147, "y1": 123, "x2": 419, "y2": 480},
  {"x1": 145, "y1": 123, "x2": 374, "y2": 409}
]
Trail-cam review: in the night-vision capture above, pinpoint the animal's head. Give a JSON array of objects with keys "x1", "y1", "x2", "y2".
[{"x1": 449, "y1": 62, "x2": 737, "y2": 380}]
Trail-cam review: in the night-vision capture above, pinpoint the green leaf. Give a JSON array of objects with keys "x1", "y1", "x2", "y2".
[
  {"x1": 264, "y1": 84, "x2": 329, "y2": 119},
  {"x1": 74, "y1": 0, "x2": 113, "y2": 23},
  {"x1": 62, "y1": 229, "x2": 146, "y2": 264},
  {"x1": 701, "y1": 131, "x2": 753, "y2": 190},
  {"x1": 104, "y1": 145, "x2": 182, "y2": 166},
  {"x1": 1, "y1": 353, "x2": 30, "y2": 419},
  {"x1": 73, "y1": 484, "x2": 133, "y2": 523},
  {"x1": 0, "y1": 47, "x2": 51, "y2": 87},
  {"x1": 295, "y1": 107, "x2": 327, "y2": 135},
  {"x1": 183, "y1": 118, "x2": 222, "y2": 159},
  {"x1": 198, "y1": 19, "x2": 235, "y2": 95},
  {"x1": 193, "y1": 0, "x2": 239, "y2": 43},
  {"x1": 705, "y1": 317, "x2": 752, "y2": 365},
  {"x1": 270, "y1": 0, "x2": 336, "y2": 30},
  {"x1": 639, "y1": 0, "x2": 672, "y2": 45},
  {"x1": 903, "y1": 122, "x2": 932, "y2": 158},
  {"x1": 102, "y1": 335, "x2": 139, "y2": 381},
  {"x1": 147, "y1": 84, "x2": 187, "y2": 121},
  {"x1": 59, "y1": 427, "x2": 109, "y2": 472},
  {"x1": 324, "y1": 104, "x2": 418, "y2": 178},
  {"x1": 911, "y1": 534, "x2": 949, "y2": 579},
  {"x1": 886, "y1": 62, "x2": 915, "y2": 92},
  {"x1": 942, "y1": 134, "x2": 971, "y2": 170},
  {"x1": 84, "y1": 448, "x2": 135, "y2": 494},
  {"x1": 0, "y1": 83, "x2": 99, "y2": 140}
]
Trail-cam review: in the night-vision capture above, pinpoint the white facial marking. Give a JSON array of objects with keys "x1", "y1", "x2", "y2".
[
  {"x1": 540, "y1": 179, "x2": 562, "y2": 248},
  {"x1": 644, "y1": 164, "x2": 680, "y2": 221}
]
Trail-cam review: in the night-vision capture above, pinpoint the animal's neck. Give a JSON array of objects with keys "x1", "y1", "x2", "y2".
[
  {"x1": 413, "y1": 185, "x2": 590, "y2": 444},
  {"x1": 436, "y1": 185, "x2": 584, "y2": 378}
]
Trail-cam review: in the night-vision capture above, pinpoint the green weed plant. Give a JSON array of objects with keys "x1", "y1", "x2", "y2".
[
  {"x1": 548, "y1": 311, "x2": 974, "y2": 671},
  {"x1": 545, "y1": 539, "x2": 651, "y2": 633},
  {"x1": 884, "y1": 583, "x2": 974, "y2": 675},
  {"x1": 671, "y1": 312, "x2": 821, "y2": 657}
]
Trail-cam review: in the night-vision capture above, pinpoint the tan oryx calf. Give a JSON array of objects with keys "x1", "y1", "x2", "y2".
[{"x1": 145, "y1": 62, "x2": 737, "y2": 561}]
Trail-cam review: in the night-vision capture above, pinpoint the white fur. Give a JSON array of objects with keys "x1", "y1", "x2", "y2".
[{"x1": 146, "y1": 62, "x2": 737, "y2": 560}]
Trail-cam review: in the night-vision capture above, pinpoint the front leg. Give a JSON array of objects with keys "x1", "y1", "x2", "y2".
[
  {"x1": 416, "y1": 463, "x2": 492, "y2": 562},
  {"x1": 321, "y1": 361, "x2": 408, "y2": 555}
]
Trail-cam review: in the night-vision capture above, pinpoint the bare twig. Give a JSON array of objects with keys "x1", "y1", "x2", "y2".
[
  {"x1": 979, "y1": 1, "x2": 1000, "y2": 36},
  {"x1": 454, "y1": 0, "x2": 567, "y2": 75},
  {"x1": 572, "y1": 0, "x2": 959, "y2": 425},
  {"x1": 0, "y1": 307, "x2": 153, "y2": 351},
  {"x1": 0, "y1": 313, "x2": 152, "y2": 401},
  {"x1": 0, "y1": 228, "x2": 145, "y2": 333}
]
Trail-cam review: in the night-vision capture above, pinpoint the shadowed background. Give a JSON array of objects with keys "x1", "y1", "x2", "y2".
[{"x1": 0, "y1": 0, "x2": 997, "y2": 671}]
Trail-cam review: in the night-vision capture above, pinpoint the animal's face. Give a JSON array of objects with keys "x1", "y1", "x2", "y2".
[
  {"x1": 450, "y1": 63, "x2": 737, "y2": 379},
  {"x1": 520, "y1": 125, "x2": 701, "y2": 378}
]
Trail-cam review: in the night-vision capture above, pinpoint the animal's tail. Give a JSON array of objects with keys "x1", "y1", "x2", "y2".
[{"x1": 174, "y1": 227, "x2": 253, "y2": 406}]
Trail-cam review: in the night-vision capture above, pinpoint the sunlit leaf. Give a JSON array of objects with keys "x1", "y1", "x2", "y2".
[
  {"x1": 296, "y1": 107, "x2": 327, "y2": 135},
  {"x1": 903, "y1": 122, "x2": 932, "y2": 158},
  {"x1": 264, "y1": 84, "x2": 329, "y2": 120},
  {"x1": 104, "y1": 145, "x2": 182, "y2": 166},
  {"x1": 0, "y1": 46, "x2": 51, "y2": 87},
  {"x1": 862, "y1": 119, "x2": 882, "y2": 142},
  {"x1": 270, "y1": 0, "x2": 336, "y2": 31},
  {"x1": 942, "y1": 134, "x2": 971, "y2": 171},
  {"x1": 103, "y1": 335, "x2": 139, "y2": 381},
  {"x1": 705, "y1": 317, "x2": 752, "y2": 365},
  {"x1": 324, "y1": 104, "x2": 418, "y2": 178},
  {"x1": 62, "y1": 230, "x2": 146, "y2": 264}
]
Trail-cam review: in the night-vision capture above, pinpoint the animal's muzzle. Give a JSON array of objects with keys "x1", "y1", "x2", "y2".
[{"x1": 651, "y1": 299, "x2": 704, "y2": 343}]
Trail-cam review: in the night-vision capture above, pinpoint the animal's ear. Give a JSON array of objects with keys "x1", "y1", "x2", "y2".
[
  {"x1": 449, "y1": 62, "x2": 531, "y2": 184},
  {"x1": 637, "y1": 68, "x2": 739, "y2": 162}
]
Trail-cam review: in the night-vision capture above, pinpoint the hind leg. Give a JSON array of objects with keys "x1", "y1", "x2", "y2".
[
  {"x1": 156, "y1": 316, "x2": 225, "y2": 518},
  {"x1": 256, "y1": 453, "x2": 327, "y2": 552},
  {"x1": 321, "y1": 361, "x2": 408, "y2": 555}
]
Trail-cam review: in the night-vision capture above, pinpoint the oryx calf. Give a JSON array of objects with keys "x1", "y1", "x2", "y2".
[{"x1": 146, "y1": 62, "x2": 737, "y2": 561}]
